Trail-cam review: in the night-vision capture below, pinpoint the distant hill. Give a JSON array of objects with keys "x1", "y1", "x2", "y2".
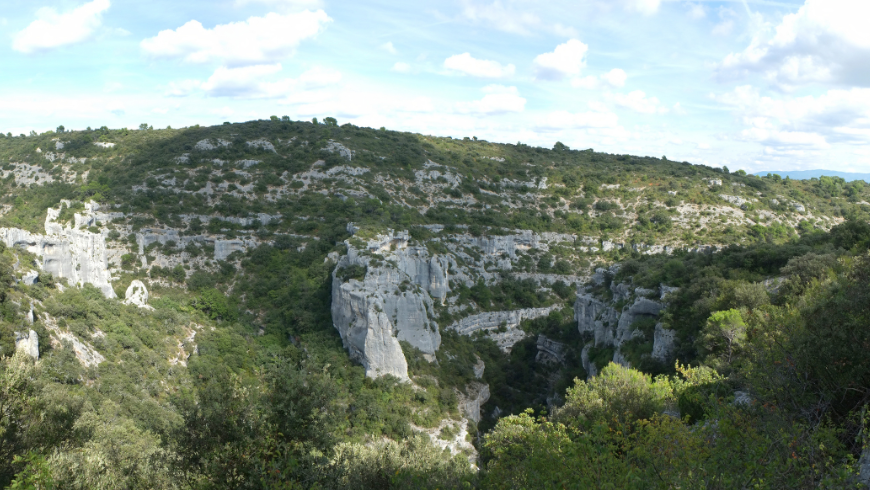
[{"x1": 755, "y1": 169, "x2": 870, "y2": 182}]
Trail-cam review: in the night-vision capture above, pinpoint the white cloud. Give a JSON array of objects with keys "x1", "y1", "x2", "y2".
[
  {"x1": 392, "y1": 62, "x2": 411, "y2": 73},
  {"x1": 13, "y1": 0, "x2": 110, "y2": 53},
  {"x1": 571, "y1": 76, "x2": 599, "y2": 89},
  {"x1": 165, "y1": 79, "x2": 202, "y2": 97},
  {"x1": 571, "y1": 68, "x2": 627, "y2": 89},
  {"x1": 614, "y1": 0, "x2": 661, "y2": 15},
  {"x1": 718, "y1": 0, "x2": 870, "y2": 89},
  {"x1": 234, "y1": 0, "x2": 323, "y2": 9},
  {"x1": 613, "y1": 90, "x2": 667, "y2": 114},
  {"x1": 716, "y1": 85, "x2": 870, "y2": 151},
  {"x1": 601, "y1": 68, "x2": 627, "y2": 87},
  {"x1": 552, "y1": 23, "x2": 578, "y2": 38},
  {"x1": 140, "y1": 10, "x2": 331, "y2": 67},
  {"x1": 460, "y1": 1, "x2": 540, "y2": 35},
  {"x1": 533, "y1": 39, "x2": 588, "y2": 81},
  {"x1": 697, "y1": 142, "x2": 711, "y2": 149},
  {"x1": 194, "y1": 64, "x2": 341, "y2": 98},
  {"x1": 381, "y1": 41, "x2": 397, "y2": 54},
  {"x1": 455, "y1": 85, "x2": 526, "y2": 115},
  {"x1": 444, "y1": 53, "x2": 515, "y2": 78},
  {"x1": 686, "y1": 3, "x2": 706, "y2": 19},
  {"x1": 712, "y1": 20, "x2": 734, "y2": 37},
  {"x1": 536, "y1": 110, "x2": 620, "y2": 132}
]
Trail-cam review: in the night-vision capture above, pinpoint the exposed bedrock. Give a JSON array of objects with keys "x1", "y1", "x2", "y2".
[
  {"x1": 331, "y1": 231, "x2": 448, "y2": 379},
  {"x1": 0, "y1": 202, "x2": 115, "y2": 298},
  {"x1": 575, "y1": 284, "x2": 676, "y2": 372},
  {"x1": 448, "y1": 305, "x2": 561, "y2": 352},
  {"x1": 15, "y1": 330, "x2": 39, "y2": 359},
  {"x1": 536, "y1": 334, "x2": 568, "y2": 365}
]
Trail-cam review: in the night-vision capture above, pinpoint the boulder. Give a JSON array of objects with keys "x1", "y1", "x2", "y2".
[{"x1": 124, "y1": 280, "x2": 150, "y2": 309}]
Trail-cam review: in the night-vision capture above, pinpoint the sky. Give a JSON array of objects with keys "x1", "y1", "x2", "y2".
[{"x1": 2, "y1": 0, "x2": 870, "y2": 173}]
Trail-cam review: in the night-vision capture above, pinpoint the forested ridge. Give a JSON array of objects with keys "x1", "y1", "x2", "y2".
[{"x1": 1, "y1": 119, "x2": 869, "y2": 488}]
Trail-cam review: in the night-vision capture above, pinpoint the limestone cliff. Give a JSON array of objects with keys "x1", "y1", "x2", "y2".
[
  {"x1": 574, "y1": 266, "x2": 677, "y2": 374},
  {"x1": 0, "y1": 202, "x2": 115, "y2": 298},
  {"x1": 331, "y1": 230, "x2": 446, "y2": 379}
]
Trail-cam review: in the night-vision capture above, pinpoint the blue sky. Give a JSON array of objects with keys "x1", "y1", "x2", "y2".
[{"x1": 2, "y1": 0, "x2": 870, "y2": 173}]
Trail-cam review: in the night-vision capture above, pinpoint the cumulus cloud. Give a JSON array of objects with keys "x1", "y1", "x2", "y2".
[
  {"x1": 455, "y1": 85, "x2": 526, "y2": 115},
  {"x1": 381, "y1": 41, "x2": 397, "y2": 54},
  {"x1": 613, "y1": 90, "x2": 667, "y2": 114},
  {"x1": 165, "y1": 79, "x2": 203, "y2": 97},
  {"x1": 392, "y1": 62, "x2": 411, "y2": 73},
  {"x1": 686, "y1": 3, "x2": 706, "y2": 19},
  {"x1": 613, "y1": 0, "x2": 661, "y2": 15},
  {"x1": 13, "y1": 0, "x2": 110, "y2": 53},
  {"x1": 601, "y1": 68, "x2": 627, "y2": 87},
  {"x1": 571, "y1": 68, "x2": 627, "y2": 89},
  {"x1": 534, "y1": 109, "x2": 620, "y2": 133},
  {"x1": 716, "y1": 84, "x2": 870, "y2": 150},
  {"x1": 718, "y1": 0, "x2": 870, "y2": 89},
  {"x1": 444, "y1": 53, "x2": 515, "y2": 78},
  {"x1": 460, "y1": 1, "x2": 541, "y2": 35},
  {"x1": 194, "y1": 64, "x2": 341, "y2": 98},
  {"x1": 140, "y1": 10, "x2": 331, "y2": 67},
  {"x1": 533, "y1": 39, "x2": 588, "y2": 81},
  {"x1": 234, "y1": 0, "x2": 323, "y2": 9}
]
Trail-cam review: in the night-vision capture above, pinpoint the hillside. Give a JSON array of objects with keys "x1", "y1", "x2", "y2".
[{"x1": 1, "y1": 119, "x2": 870, "y2": 488}]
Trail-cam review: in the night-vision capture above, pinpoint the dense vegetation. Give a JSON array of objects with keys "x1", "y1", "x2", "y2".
[{"x1": 1, "y1": 120, "x2": 870, "y2": 488}]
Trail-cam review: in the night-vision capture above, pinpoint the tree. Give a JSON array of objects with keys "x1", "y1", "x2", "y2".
[
  {"x1": 56, "y1": 125, "x2": 65, "y2": 133},
  {"x1": 553, "y1": 141, "x2": 569, "y2": 151},
  {"x1": 139, "y1": 123, "x2": 149, "y2": 130},
  {"x1": 323, "y1": 117, "x2": 338, "y2": 127},
  {"x1": 311, "y1": 117, "x2": 319, "y2": 125},
  {"x1": 697, "y1": 309, "x2": 746, "y2": 369}
]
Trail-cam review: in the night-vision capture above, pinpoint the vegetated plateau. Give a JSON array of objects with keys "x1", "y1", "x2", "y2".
[{"x1": 1, "y1": 118, "x2": 870, "y2": 489}]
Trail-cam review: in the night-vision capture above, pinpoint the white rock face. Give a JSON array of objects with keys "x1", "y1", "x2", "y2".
[
  {"x1": 576, "y1": 285, "x2": 671, "y2": 373},
  {"x1": 0, "y1": 202, "x2": 116, "y2": 298},
  {"x1": 15, "y1": 330, "x2": 39, "y2": 359},
  {"x1": 42, "y1": 313, "x2": 104, "y2": 367},
  {"x1": 449, "y1": 305, "x2": 560, "y2": 352},
  {"x1": 322, "y1": 140, "x2": 353, "y2": 160},
  {"x1": 459, "y1": 382, "x2": 490, "y2": 424},
  {"x1": 20, "y1": 270, "x2": 39, "y2": 285},
  {"x1": 246, "y1": 138, "x2": 276, "y2": 152},
  {"x1": 124, "y1": 280, "x2": 149, "y2": 308},
  {"x1": 331, "y1": 231, "x2": 446, "y2": 380}
]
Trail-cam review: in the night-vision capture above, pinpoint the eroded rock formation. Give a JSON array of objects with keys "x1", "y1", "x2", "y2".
[{"x1": 0, "y1": 202, "x2": 115, "y2": 298}]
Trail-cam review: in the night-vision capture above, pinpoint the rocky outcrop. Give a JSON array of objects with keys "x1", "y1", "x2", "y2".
[
  {"x1": 651, "y1": 323, "x2": 676, "y2": 362},
  {"x1": 536, "y1": 334, "x2": 567, "y2": 365},
  {"x1": 43, "y1": 313, "x2": 104, "y2": 367},
  {"x1": 0, "y1": 202, "x2": 115, "y2": 298},
  {"x1": 458, "y1": 382, "x2": 490, "y2": 424},
  {"x1": 576, "y1": 283, "x2": 671, "y2": 373},
  {"x1": 575, "y1": 293, "x2": 619, "y2": 346},
  {"x1": 331, "y1": 231, "x2": 445, "y2": 380},
  {"x1": 124, "y1": 280, "x2": 151, "y2": 309},
  {"x1": 449, "y1": 305, "x2": 560, "y2": 352},
  {"x1": 616, "y1": 297, "x2": 664, "y2": 344},
  {"x1": 15, "y1": 330, "x2": 39, "y2": 359}
]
